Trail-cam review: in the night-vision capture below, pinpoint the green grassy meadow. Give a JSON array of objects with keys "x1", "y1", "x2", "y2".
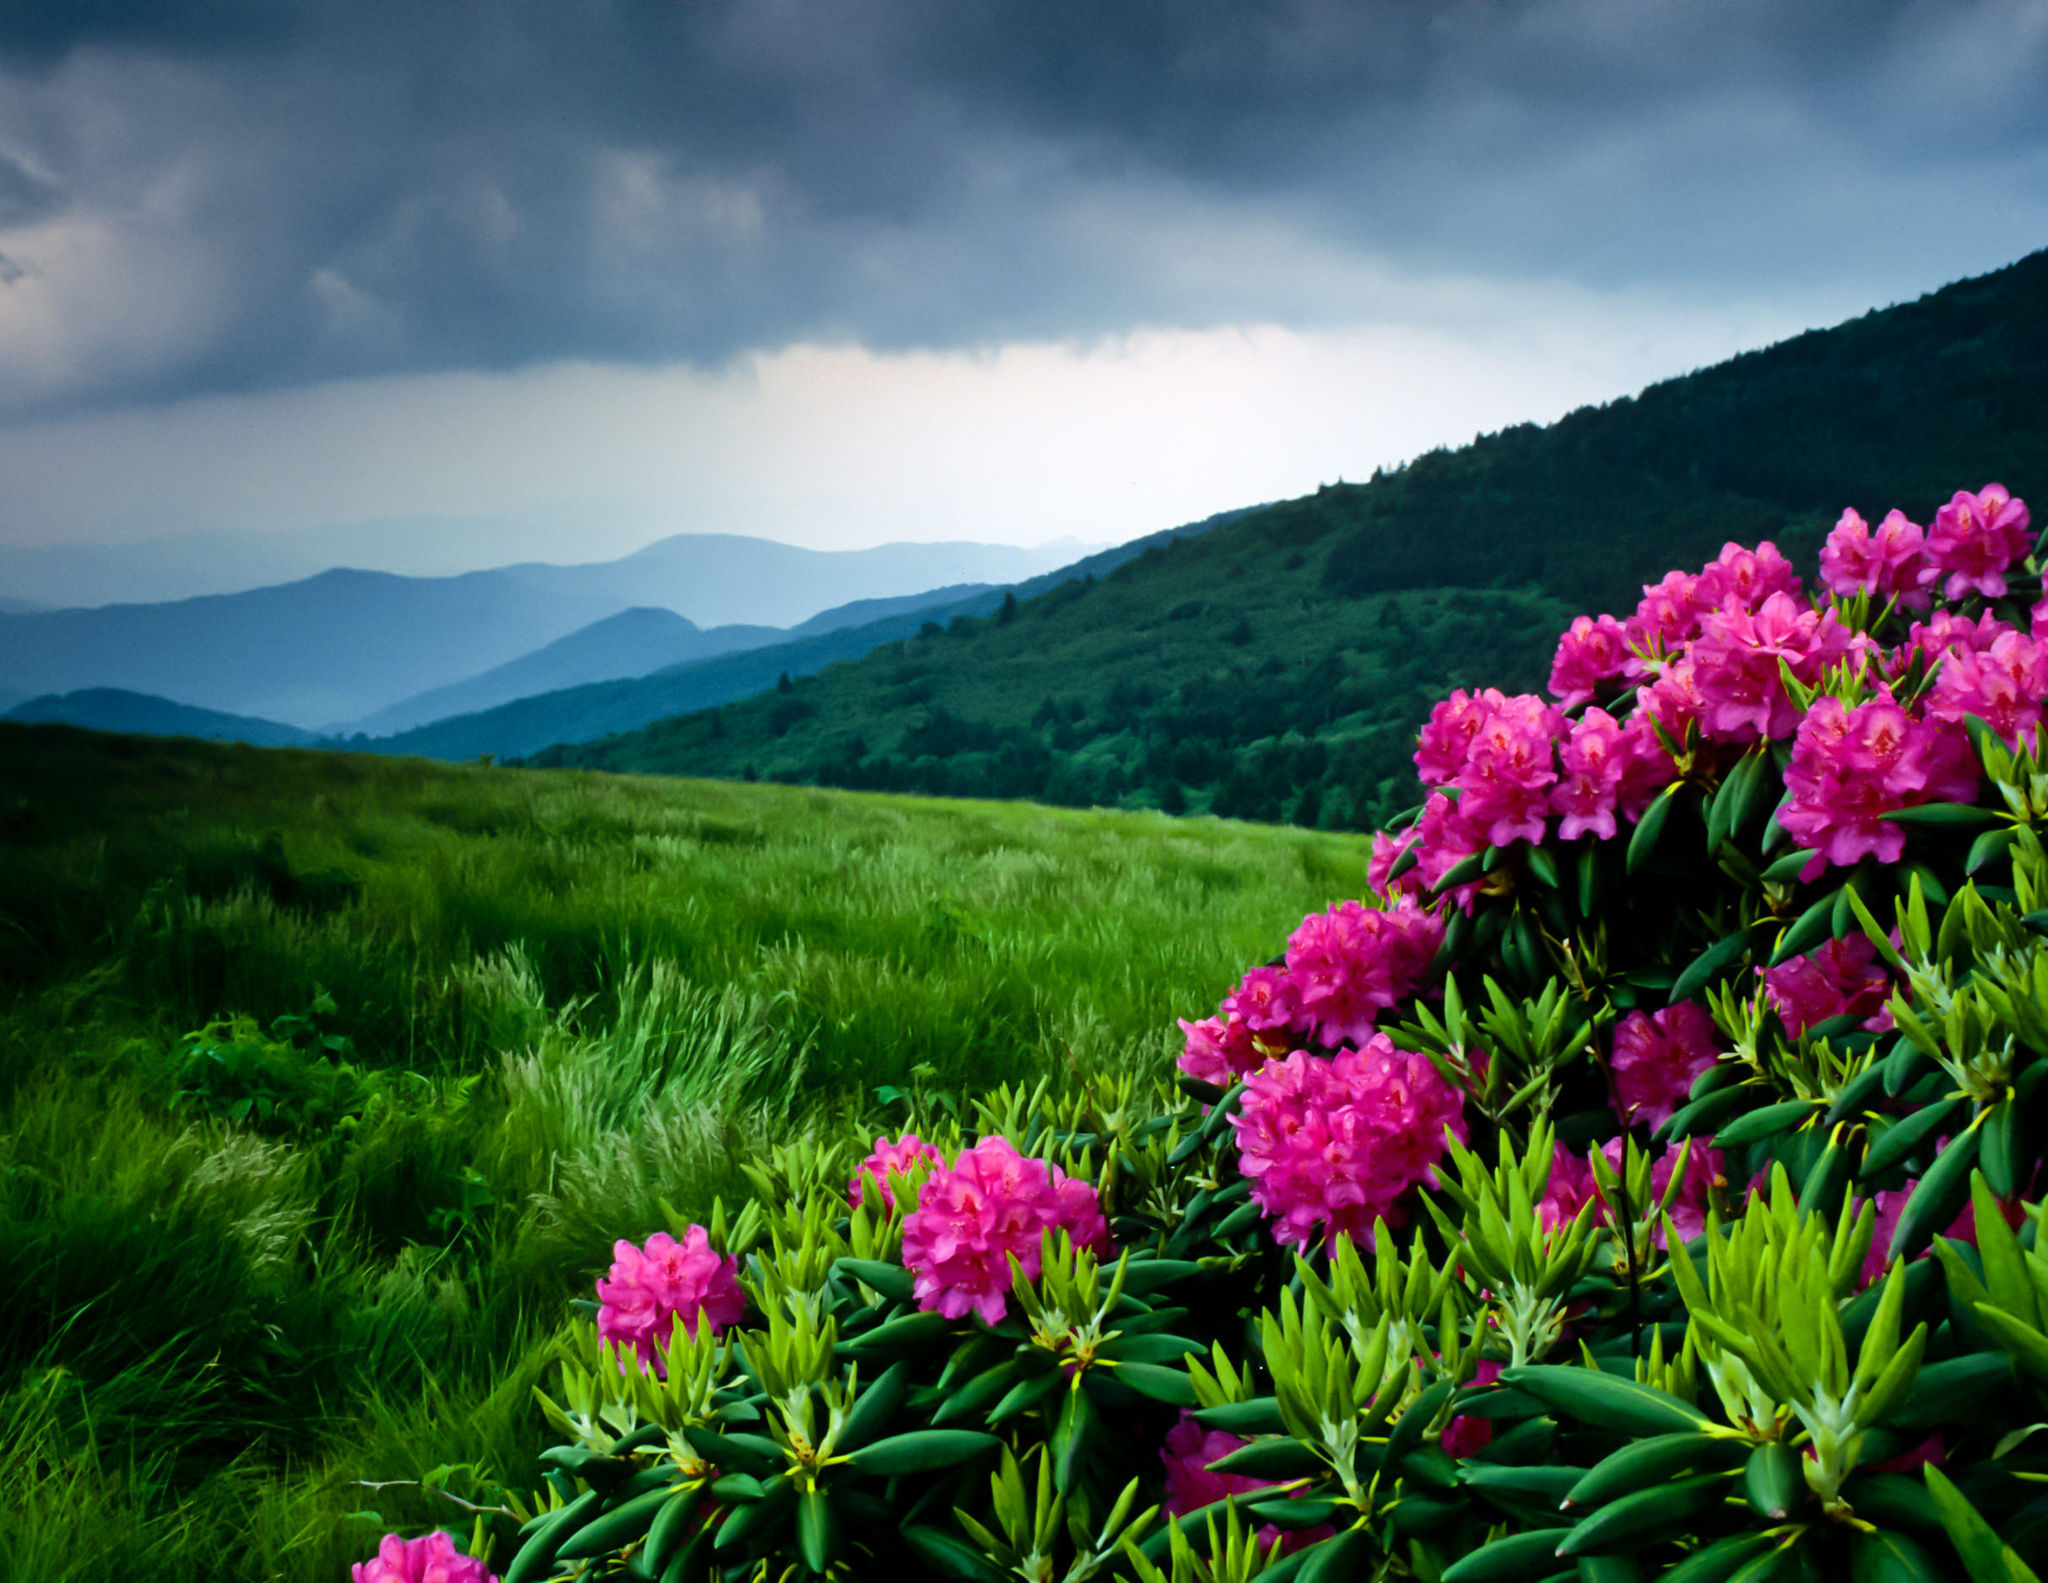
[{"x1": 0, "y1": 723, "x2": 1370, "y2": 1581}]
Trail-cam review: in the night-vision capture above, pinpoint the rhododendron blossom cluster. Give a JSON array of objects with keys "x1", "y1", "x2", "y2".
[
  {"x1": 594, "y1": 1225, "x2": 744, "y2": 1374},
  {"x1": 1230, "y1": 1034, "x2": 1467, "y2": 1247},
  {"x1": 1608, "y1": 1002, "x2": 1723, "y2": 1131},
  {"x1": 1760, "y1": 936, "x2": 1896, "y2": 1037},
  {"x1": 351, "y1": 1532, "x2": 496, "y2": 1583},
  {"x1": 899, "y1": 1135, "x2": 1108, "y2": 1324},
  {"x1": 848, "y1": 1132, "x2": 943, "y2": 1209}
]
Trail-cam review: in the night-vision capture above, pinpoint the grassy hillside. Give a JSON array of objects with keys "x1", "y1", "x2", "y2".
[
  {"x1": 536, "y1": 248, "x2": 2048, "y2": 827},
  {"x1": 0, "y1": 724, "x2": 1365, "y2": 1581}
]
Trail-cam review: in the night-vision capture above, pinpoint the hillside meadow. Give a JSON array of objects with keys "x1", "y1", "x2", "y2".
[{"x1": 0, "y1": 724, "x2": 1369, "y2": 1582}]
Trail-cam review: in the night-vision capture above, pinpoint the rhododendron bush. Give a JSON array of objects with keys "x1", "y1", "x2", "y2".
[{"x1": 396, "y1": 484, "x2": 2048, "y2": 1582}]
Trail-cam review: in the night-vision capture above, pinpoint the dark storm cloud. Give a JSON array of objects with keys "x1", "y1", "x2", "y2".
[{"x1": 1, "y1": 0, "x2": 2044, "y2": 416}]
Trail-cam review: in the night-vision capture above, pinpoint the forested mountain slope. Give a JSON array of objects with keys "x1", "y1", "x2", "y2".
[{"x1": 532, "y1": 249, "x2": 2048, "y2": 830}]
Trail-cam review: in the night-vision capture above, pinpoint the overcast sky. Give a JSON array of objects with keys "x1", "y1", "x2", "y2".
[{"x1": 2, "y1": 0, "x2": 2045, "y2": 596}]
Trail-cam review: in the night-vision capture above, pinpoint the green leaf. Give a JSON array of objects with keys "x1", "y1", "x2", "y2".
[
  {"x1": 1859, "y1": 1099, "x2": 1963, "y2": 1182},
  {"x1": 1711, "y1": 1098, "x2": 1819, "y2": 1150},
  {"x1": 1627, "y1": 786, "x2": 1679, "y2": 876},
  {"x1": 1770, "y1": 890, "x2": 1838, "y2": 965},
  {"x1": 1924, "y1": 1464, "x2": 2042, "y2": 1582},
  {"x1": 1498, "y1": 1365, "x2": 1712, "y2": 1439},
  {"x1": 1886, "y1": 1129, "x2": 1980, "y2": 1263},
  {"x1": 1849, "y1": 1529, "x2": 1945, "y2": 1583},
  {"x1": 1669, "y1": 925, "x2": 1764, "y2": 1007},
  {"x1": 901, "y1": 1524, "x2": 1010, "y2": 1583},
  {"x1": 1114, "y1": 1361, "x2": 1199, "y2": 1405},
  {"x1": 846, "y1": 1429, "x2": 1002, "y2": 1475},
  {"x1": 1881, "y1": 803, "x2": 2003, "y2": 828},
  {"x1": 796, "y1": 1488, "x2": 838, "y2": 1574}
]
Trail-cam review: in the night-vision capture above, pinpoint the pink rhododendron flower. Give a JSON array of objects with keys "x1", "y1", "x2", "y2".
[
  {"x1": 1695, "y1": 540, "x2": 1801, "y2": 614},
  {"x1": 1689, "y1": 593, "x2": 1850, "y2": 742},
  {"x1": 1549, "y1": 614, "x2": 1632, "y2": 709},
  {"x1": 1925, "y1": 629, "x2": 2048, "y2": 748},
  {"x1": 1552, "y1": 709, "x2": 1674, "y2": 841},
  {"x1": 352, "y1": 1532, "x2": 496, "y2": 1583},
  {"x1": 1904, "y1": 608, "x2": 2016, "y2": 664},
  {"x1": 1367, "y1": 824, "x2": 1426, "y2": 898},
  {"x1": 1455, "y1": 692, "x2": 1564, "y2": 846},
  {"x1": 900, "y1": 1136, "x2": 1108, "y2": 1325},
  {"x1": 1160, "y1": 1413, "x2": 1334, "y2": 1553},
  {"x1": 1230, "y1": 1036, "x2": 1468, "y2": 1248},
  {"x1": 1778, "y1": 692, "x2": 1978, "y2": 879},
  {"x1": 1283, "y1": 898, "x2": 1444, "y2": 1048},
  {"x1": 1636, "y1": 652, "x2": 1705, "y2": 741},
  {"x1": 595, "y1": 1226, "x2": 745, "y2": 1375},
  {"x1": 1609, "y1": 1003, "x2": 1723, "y2": 1131},
  {"x1": 1926, "y1": 484, "x2": 2032, "y2": 599},
  {"x1": 1440, "y1": 1359, "x2": 1505, "y2": 1458},
  {"x1": 1760, "y1": 936, "x2": 1895, "y2": 1037},
  {"x1": 1223, "y1": 965, "x2": 1304, "y2": 1035},
  {"x1": 1416, "y1": 689, "x2": 1501, "y2": 786},
  {"x1": 848, "y1": 1134, "x2": 943, "y2": 1210},
  {"x1": 1820, "y1": 508, "x2": 1933, "y2": 610},
  {"x1": 1630, "y1": 569, "x2": 1704, "y2": 652},
  {"x1": 1176, "y1": 1014, "x2": 1268, "y2": 1086},
  {"x1": 1859, "y1": 1178, "x2": 2020, "y2": 1288},
  {"x1": 1539, "y1": 1143, "x2": 1598, "y2": 1230},
  {"x1": 1410, "y1": 791, "x2": 1487, "y2": 912}
]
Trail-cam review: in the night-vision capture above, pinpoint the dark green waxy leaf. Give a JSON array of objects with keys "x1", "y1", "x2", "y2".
[
  {"x1": 1381, "y1": 1379, "x2": 1457, "y2": 1472},
  {"x1": 796, "y1": 1487, "x2": 838, "y2": 1574},
  {"x1": 1578, "y1": 845, "x2": 1602, "y2": 916},
  {"x1": 1246, "y1": 1496, "x2": 1346, "y2": 1530},
  {"x1": 1298, "y1": 1525, "x2": 1377, "y2": 1578},
  {"x1": 1565, "y1": 1432, "x2": 1740, "y2": 1511},
  {"x1": 1711, "y1": 1098, "x2": 1819, "y2": 1150},
  {"x1": 1849, "y1": 1528, "x2": 1944, "y2": 1583},
  {"x1": 1051, "y1": 1382, "x2": 1095, "y2": 1493},
  {"x1": 1799, "y1": 1136, "x2": 1854, "y2": 1216},
  {"x1": 1859, "y1": 1099, "x2": 1963, "y2": 1181},
  {"x1": 501, "y1": 1491, "x2": 599, "y2": 1583},
  {"x1": 847, "y1": 1429, "x2": 1001, "y2": 1475},
  {"x1": 1885, "y1": 1352, "x2": 2015, "y2": 1431},
  {"x1": 901, "y1": 1525, "x2": 1009, "y2": 1583},
  {"x1": 1881, "y1": 803, "x2": 2002, "y2": 829},
  {"x1": 1207, "y1": 1437, "x2": 1327, "y2": 1479},
  {"x1": 1841, "y1": 1473, "x2": 1943, "y2": 1535},
  {"x1": 1826, "y1": 1062, "x2": 1890, "y2": 1125},
  {"x1": 554, "y1": 1486, "x2": 678, "y2": 1561},
  {"x1": 1980, "y1": 1099, "x2": 2023, "y2": 1197},
  {"x1": 1841, "y1": 1258, "x2": 1941, "y2": 1355},
  {"x1": 707, "y1": 1472, "x2": 766, "y2": 1504},
  {"x1": 1400, "y1": 1444, "x2": 1460, "y2": 1491},
  {"x1": 846, "y1": 1309, "x2": 951, "y2": 1353},
  {"x1": 986, "y1": 1368, "x2": 1063, "y2": 1425},
  {"x1": 836, "y1": 1358, "x2": 910, "y2": 1452},
  {"x1": 1469, "y1": 1414, "x2": 1556, "y2": 1465},
  {"x1": 1743, "y1": 1441, "x2": 1804, "y2": 1521},
  {"x1": 1770, "y1": 891, "x2": 1839, "y2": 965},
  {"x1": 1885, "y1": 1127, "x2": 1979, "y2": 1263},
  {"x1": 1432, "y1": 851, "x2": 1490, "y2": 895},
  {"x1": 1659, "y1": 1533, "x2": 1776, "y2": 1583},
  {"x1": 1761, "y1": 847, "x2": 1815, "y2": 885},
  {"x1": 834, "y1": 1257, "x2": 914, "y2": 1304},
  {"x1": 1555, "y1": 1471, "x2": 1735, "y2": 1556},
  {"x1": 1627, "y1": 787, "x2": 1678, "y2": 875},
  {"x1": 1500, "y1": 1366, "x2": 1711, "y2": 1438},
  {"x1": 682, "y1": 1429, "x2": 779, "y2": 1477},
  {"x1": 1388, "y1": 1488, "x2": 1465, "y2": 1537},
  {"x1": 1457, "y1": 1461, "x2": 1584, "y2": 1508},
  {"x1": 1109, "y1": 1360, "x2": 1199, "y2": 1405},
  {"x1": 1118, "y1": 1258, "x2": 1204, "y2": 1294},
  {"x1": 1659, "y1": 1085, "x2": 1752, "y2": 1143},
  {"x1": 641, "y1": 1487, "x2": 705, "y2": 1577},
  {"x1": 1967, "y1": 827, "x2": 2015, "y2": 875},
  {"x1": 1442, "y1": 1528, "x2": 1574, "y2": 1583},
  {"x1": 936, "y1": 1364, "x2": 1024, "y2": 1428},
  {"x1": 1194, "y1": 1398, "x2": 1286, "y2": 1436},
  {"x1": 1101, "y1": 1333, "x2": 1204, "y2": 1365},
  {"x1": 1524, "y1": 844, "x2": 1562, "y2": 890}
]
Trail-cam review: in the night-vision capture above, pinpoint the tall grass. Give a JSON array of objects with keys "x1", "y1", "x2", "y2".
[{"x1": 0, "y1": 724, "x2": 1373, "y2": 1579}]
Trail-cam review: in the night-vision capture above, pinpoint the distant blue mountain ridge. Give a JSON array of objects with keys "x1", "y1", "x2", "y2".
[{"x1": 0, "y1": 533, "x2": 1093, "y2": 727}]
